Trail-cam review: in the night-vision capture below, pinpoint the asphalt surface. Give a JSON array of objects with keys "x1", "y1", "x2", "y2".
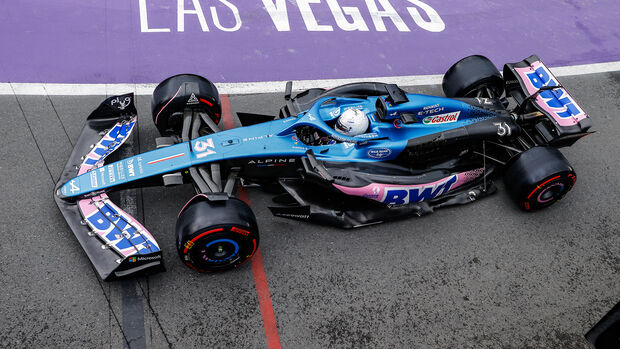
[{"x1": 1, "y1": 72, "x2": 619, "y2": 348}]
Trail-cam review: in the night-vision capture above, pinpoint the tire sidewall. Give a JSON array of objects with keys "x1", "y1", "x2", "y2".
[
  {"x1": 152, "y1": 74, "x2": 221, "y2": 135},
  {"x1": 503, "y1": 146, "x2": 576, "y2": 211},
  {"x1": 180, "y1": 224, "x2": 258, "y2": 272},
  {"x1": 442, "y1": 55, "x2": 504, "y2": 98},
  {"x1": 176, "y1": 198, "x2": 259, "y2": 272},
  {"x1": 521, "y1": 171, "x2": 576, "y2": 210}
]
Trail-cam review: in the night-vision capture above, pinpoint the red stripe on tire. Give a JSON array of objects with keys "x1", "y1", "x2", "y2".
[
  {"x1": 184, "y1": 228, "x2": 224, "y2": 254},
  {"x1": 200, "y1": 98, "x2": 213, "y2": 106},
  {"x1": 527, "y1": 175, "x2": 561, "y2": 200}
]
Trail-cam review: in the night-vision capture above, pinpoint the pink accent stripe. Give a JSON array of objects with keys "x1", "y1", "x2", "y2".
[
  {"x1": 154, "y1": 84, "x2": 182, "y2": 125},
  {"x1": 177, "y1": 193, "x2": 209, "y2": 218},
  {"x1": 452, "y1": 168, "x2": 485, "y2": 189},
  {"x1": 147, "y1": 153, "x2": 185, "y2": 165},
  {"x1": 333, "y1": 168, "x2": 484, "y2": 203}
]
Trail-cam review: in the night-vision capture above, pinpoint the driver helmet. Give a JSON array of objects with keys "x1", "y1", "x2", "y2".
[{"x1": 335, "y1": 108, "x2": 369, "y2": 136}]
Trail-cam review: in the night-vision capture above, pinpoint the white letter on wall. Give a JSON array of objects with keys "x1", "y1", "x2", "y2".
[
  {"x1": 262, "y1": 0, "x2": 291, "y2": 31},
  {"x1": 406, "y1": 0, "x2": 445, "y2": 32},
  {"x1": 177, "y1": 0, "x2": 209, "y2": 32},
  {"x1": 365, "y1": 0, "x2": 410, "y2": 32},
  {"x1": 297, "y1": 0, "x2": 333, "y2": 31},
  {"x1": 326, "y1": 0, "x2": 369, "y2": 31},
  {"x1": 211, "y1": 0, "x2": 242, "y2": 32},
  {"x1": 139, "y1": 0, "x2": 171, "y2": 32}
]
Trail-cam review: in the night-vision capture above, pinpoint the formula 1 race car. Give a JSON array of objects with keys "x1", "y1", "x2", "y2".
[{"x1": 55, "y1": 55, "x2": 592, "y2": 280}]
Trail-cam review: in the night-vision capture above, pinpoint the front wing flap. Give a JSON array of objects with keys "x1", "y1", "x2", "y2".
[{"x1": 54, "y1": 94, "x2": 163, "y2": 280}]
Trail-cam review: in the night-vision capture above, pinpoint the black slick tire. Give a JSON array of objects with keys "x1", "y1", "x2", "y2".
[
  {"x1": 152, "y1": 74, "x2": 221, "y2": 136},
  {"x1": 176, "y1": 196, "x2": 259, "y2": 272},
  {"x1": 442, "y1": 55, "x2": 504, "y2": 98},
  {"x1": 503, "y1": 146, "x2": 576, "y2": 211}
]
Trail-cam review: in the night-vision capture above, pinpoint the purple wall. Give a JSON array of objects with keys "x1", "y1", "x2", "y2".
[{"x1": 2, "y1": 0, "x2": 619, "y2": 84}]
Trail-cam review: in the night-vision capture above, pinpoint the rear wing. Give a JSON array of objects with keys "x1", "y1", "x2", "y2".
[
  {"x1": 54, "y1": 94, "x2": 164, "y2": 280},
  {"x1": 504, "y1": 55, "x2": 593, "y2": 146}
]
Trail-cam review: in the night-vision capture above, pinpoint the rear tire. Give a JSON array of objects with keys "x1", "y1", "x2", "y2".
[
  {"x1": 176, "y1": 196, "x2": 259, "y2": 272},
  {"x1": 152, "y1": 74, "x2": 221, "y2": 136},
  {"x1": 503, "y1": 147, "x2": 576, "y2": 211},
  {"x1": 442, "y1": 55, "x2": 504, "y2": 98}
]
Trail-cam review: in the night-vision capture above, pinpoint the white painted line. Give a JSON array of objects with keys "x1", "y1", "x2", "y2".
[
  {"x1": 10, "y1": 83, "x2": 47, "y2": 95},
  {"x1": 551, "y1": 60, "x2": 620, "y2": 77},
  {"x1": 0, "y1": 83, "x2": 13, "y2": 95},
  {"x1": 1, "y1": 60, "x2": 619, "y2": 96}
]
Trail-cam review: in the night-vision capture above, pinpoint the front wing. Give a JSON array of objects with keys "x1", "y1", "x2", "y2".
[{"x1": 54, "y1": 94, "x2": 164, "y2": 280}]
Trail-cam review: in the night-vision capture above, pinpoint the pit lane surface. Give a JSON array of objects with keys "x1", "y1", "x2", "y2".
[{"x1": 0, "y1": 71, "x2": 618, "y2": 348}]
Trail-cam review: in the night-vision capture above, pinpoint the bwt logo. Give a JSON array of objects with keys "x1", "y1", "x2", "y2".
[
  {"x1": 525, "y1": 65, "x2": 585, "y2": 119},
  {"x1": 382, "y1": 175, "x2": 457, "y2": 205},
  {"x1": 86, "y1": 203, "x2": 159, "y2": 253},
  {"x1": 83, "y1": 121, "x2": 135, "y2": 166}
]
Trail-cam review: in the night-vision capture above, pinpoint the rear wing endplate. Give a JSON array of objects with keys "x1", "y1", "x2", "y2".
[{"x1": 504, "y1": 55, "x2": 592, "y2": 144}]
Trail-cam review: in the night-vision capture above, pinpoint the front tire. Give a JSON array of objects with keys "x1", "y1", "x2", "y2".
[
  {"x1": 152, "y1": 74, "x2": 221, "y2": 136},
  {"x1": 503, "y1": 147, "x2": 576, "y2": 211},
  {"x1": 176, "y1": 196, "x2": 259, "y2": 272}
]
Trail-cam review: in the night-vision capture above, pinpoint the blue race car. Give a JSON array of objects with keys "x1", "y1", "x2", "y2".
[{"x1": 55, "y1": 55, "x2": 592, "y2": 279}]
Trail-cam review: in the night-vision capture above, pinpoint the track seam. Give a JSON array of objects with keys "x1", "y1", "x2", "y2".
[
  {"x1": 42, "y1": 83, "x2": 73, "y2": 147},
  {"x1": 31, "y1": 84, "x2": 132, "y2": 348},
  {"x1": 137, "y1": 282, "x2": 173, "y2": 348},
  {"x1": 135, "y1": 122, "x2": 172, "y2": 348},
  {"x1": 117, "y1": 114, "x2": 147, "y2": 349},
  {"x1": 92, "y1": 266, "x2": 132, "y2": 348},
  {"x1": 10, "y1": 85, "x2": 55, "y2": 184}
]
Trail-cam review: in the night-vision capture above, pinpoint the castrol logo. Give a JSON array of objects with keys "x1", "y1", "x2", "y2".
[{"x1": 423, "y1": 111, "x2": 460, "y2": 125}]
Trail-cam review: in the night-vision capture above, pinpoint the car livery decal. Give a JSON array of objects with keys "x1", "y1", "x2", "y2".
[
  {"x1": 329, "y1": 107, "x2": 341, "y2": 117},
  {"x1": 367, "y1": 148, "x2": 392, "y2": 159},
  {"x1": 514, "y1": 61, "x2": 587, "y2": 127},
  {"x1": 78, "y1": 193, "x2": 160, "y2": 257},
  {"x1": 333, "y1": 168, "x2": 484, "y2": 205},
  {"x1": 423, "y1": 111, "x2": 460, "y2": 125},
  {"x1": 60, "y1": 117, "x2": 137, "y2": 197},
  {"x1": 193, "y1": 138, "x2": 217, "y2": 158},
  {"x1": 381, "y1": 176, "x2": 457, "y2": 204},
  {"x1": 78, "y1": 118, "x2": 136, "y2": 175},
  {"x1": 147, "y1": 153, "x2": 186, "y2": 165}
]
